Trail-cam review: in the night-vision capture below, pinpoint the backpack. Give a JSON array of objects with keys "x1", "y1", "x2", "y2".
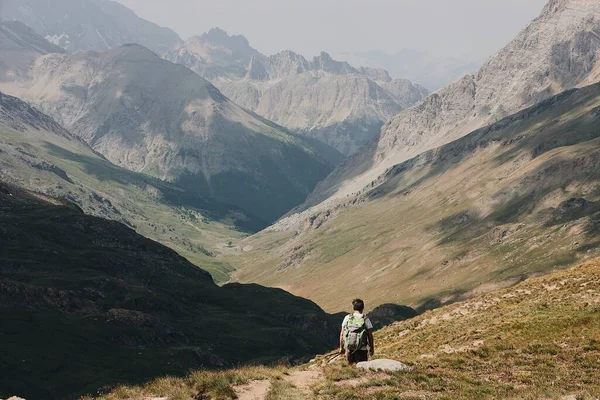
[{"x1": 344, "y1": 314, "x2": 367, "y2": 353}]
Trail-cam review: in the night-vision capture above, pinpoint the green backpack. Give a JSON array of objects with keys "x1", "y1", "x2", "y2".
[{"x1": 344, "y1": 315, "x2": 367, "y2": 353}]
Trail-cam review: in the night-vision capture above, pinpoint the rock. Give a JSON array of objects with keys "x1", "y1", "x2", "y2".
[{"x1": 356, "y1": 359, "x2": 412, "y2": 372}]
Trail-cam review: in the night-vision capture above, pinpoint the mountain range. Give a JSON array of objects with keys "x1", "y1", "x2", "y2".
[
  {"x1": 228, "y1": 0, "x2": 600, "y2": 311},
  {"x1": 303, "y1": 0, "x2": 600, "y2": 210},
  {"x1": 1, "y1": 0, "x2": 430, "y2": 157},
  {"x1": 0, "y1": 25, "x2": 341, "y2": 223},
  {"x1": 336, "y1": 48, "x2": 482, "y2": 92},
  {"x1": 166, "y1": 30, "x2": 429, "y2": 155},
  {"x1": 3, "y1": 0, "x2": 600, "y2": 397}
]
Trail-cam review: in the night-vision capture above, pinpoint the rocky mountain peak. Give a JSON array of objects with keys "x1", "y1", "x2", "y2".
[
  {"x1": 311, "y1": 51, "x2": 357, "y2": 74},
  {"x1": 359, "y1": 66, "x2": 392, "y2": 83},
  {"x1": 265, "y1": 50, "x2": 310, "y2": 78},
  {"x1": 200, "y1": 27, "x2": 251, "y2": 48},
  {"x1": 541, "y1": 0, "x2": 572, "y2": 15},
  {"x1": 182, "y1": 27, "x2": 262, "y2": 69}
]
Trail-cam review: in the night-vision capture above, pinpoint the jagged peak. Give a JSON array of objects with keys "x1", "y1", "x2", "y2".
[
  {"x1": 311, "y1": 51, "x2": 357, "y2": 74},
  {"x1": 265, "y1": 50, "x2": 310, "y2": 77},
  {"x1": 359, "y1": 66, "x2": 392, "y2": 83},
  {"x1": 199, "y1": 27, "x2": 250, "y2": 48}
]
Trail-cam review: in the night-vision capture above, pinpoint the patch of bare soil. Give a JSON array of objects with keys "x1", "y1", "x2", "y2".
[
  {"x1": 284, "y1": 369, "x2": 323, "y2": 393},
  {"x1": 233, "y1": 380, "x2": 271, "y2": 400}
]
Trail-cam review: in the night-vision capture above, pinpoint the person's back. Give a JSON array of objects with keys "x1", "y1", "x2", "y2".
[{"x1": 340, "y1": 298, "x2": 375, "y2": 364}]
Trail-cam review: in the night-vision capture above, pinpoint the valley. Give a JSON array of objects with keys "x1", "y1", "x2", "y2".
[
  {"x1": 227, "y1": 82, "x2": 600, "y2": 311},
  {"x1": 1, "y1": 0, "x2": 600, "y2": 398}
]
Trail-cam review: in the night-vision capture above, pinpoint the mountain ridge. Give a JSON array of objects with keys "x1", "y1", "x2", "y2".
[
  {"x1": 227, "y1": 78, "x2": 600, "y2": 311},
  {"x1": 300, "y1": 0, "x2": 600, "y2": 211},
  {"x1": 166, "y1": 29, "x2": 429, "y2": 155},
  {"x1": 1, "y1": 41, "x2": 341, "y2": 222},
  {"x1": 0, "y1": 0, "x2": 183, "y2": 55}
]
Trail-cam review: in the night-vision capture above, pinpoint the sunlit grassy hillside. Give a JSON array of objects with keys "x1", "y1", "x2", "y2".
[
  {"x1": 95, "y1": 257, "x2": 600, "y2": 400},
  {"x1": 228, "y1": 82, "x2": 600, "y2": 311}
]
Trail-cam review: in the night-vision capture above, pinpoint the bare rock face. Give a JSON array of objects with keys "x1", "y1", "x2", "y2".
[
  {"x1": 166, "y1": 29, "x2": 429, "y2": 156},
  {"x1": 307, "y1": 0, "x2": 600, "y2": 208},
  {"x1": 4, "y1": 44, "x2": 338, "y2": 222},
  {"x1": 0, "y1": 0, "x2": 182, "y2": 55}
]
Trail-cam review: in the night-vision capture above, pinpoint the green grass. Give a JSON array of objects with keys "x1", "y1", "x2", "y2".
[{"x1": 0, "y1": 127, "x2": 257, "y2": 282}]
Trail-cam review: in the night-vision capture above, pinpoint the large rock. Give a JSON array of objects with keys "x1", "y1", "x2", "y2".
[{"x1": 356, "y1": 359, "x2": 412, "y2": 372}]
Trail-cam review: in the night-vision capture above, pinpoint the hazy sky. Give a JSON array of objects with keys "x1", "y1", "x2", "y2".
[{"x1": 115, "y1": 0, "x2": 549, "y2": 61}]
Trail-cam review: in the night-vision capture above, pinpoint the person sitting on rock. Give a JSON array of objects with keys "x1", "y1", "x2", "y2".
[{"x1": 340, "y1": 298, "x2": 375, "y2": 364}]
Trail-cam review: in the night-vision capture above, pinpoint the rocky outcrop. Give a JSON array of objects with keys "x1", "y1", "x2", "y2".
[{"x1": 357, "y1": 359, "x2": 412, "y2": 372}]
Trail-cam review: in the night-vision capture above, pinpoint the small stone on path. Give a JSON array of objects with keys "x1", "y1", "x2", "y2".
[{"x1": 356, "y1": 359, "x2": 412, "y2": 372}]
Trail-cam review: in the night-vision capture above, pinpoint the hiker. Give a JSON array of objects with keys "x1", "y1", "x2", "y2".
[{"x1": 340, "y1": 298, "x2": 375, "y2": 364}]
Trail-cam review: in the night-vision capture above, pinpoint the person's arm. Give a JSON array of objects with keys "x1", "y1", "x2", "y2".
[
  {"x1": 339, "y1": 326, "x2": 345, "y2": 354},
  {"x1": 367, "y1": 330, "x2": 375, "y2": 356},
  {"x1": 365, "y1": 317, "x2": 375, "y2": 356}
]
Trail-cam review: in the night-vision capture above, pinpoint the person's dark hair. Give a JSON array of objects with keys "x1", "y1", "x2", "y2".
[{"x1": 352, "y1": 298, "x2": 365, "y2": 312}]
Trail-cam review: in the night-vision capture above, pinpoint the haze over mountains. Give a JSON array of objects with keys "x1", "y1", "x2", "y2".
[
  {"x1": 3, "y1": 0, "x2": 600, "y2": 397},
  {"x1": 0, "y1": 0, "x2": 182, "y2": 54},
  {"x1": 336, "y1": 48, "x2": 482, "y2": 92},
  {"x1": 1, "y1": 0, "x2": 430, "y2": 156},
  {"x1": 228, "y1": 0, "x2": 600, "y2": 311},
  {"x1": 166, "y1": 29, "x2": 429, "y2": 155},
  {"x1": 305, "y1": 0, "x2": 600, "y2": 209},
  {"x1": 0, "y1": 26, "x2": 340, "y2": 222}
]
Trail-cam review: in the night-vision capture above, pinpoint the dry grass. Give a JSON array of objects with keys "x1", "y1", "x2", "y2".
[
  {"x1": 97, "y1": 258, "x2": 600, "y2": 399},
  {"x1": 313, "y1": 258, "x2": 600, "y2": 399},
  {"x1": 94, "y1": 366, "x2": 286, "y2": 400}
]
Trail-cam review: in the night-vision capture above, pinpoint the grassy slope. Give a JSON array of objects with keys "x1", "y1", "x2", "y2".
[
  {"x1": 227, "y1": 82, "x2": 600, "y2": 311},
  {"x1": 96, "y1": 257, "x2": 600, "y2": 400},
  {"x1": 0, "y1": 120, "x2": 259, "y2": 282},
  {"x1": 0, "y1": 183, "x2": 340, "y2": 399}
]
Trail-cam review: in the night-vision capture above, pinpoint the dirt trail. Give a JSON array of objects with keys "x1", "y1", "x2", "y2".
[
  {"x1": 234, "y1": 379, "x2": 271, "y2": 400},
  {"x1": 284, "y1": 369, "x2": 323, "y2": 393},
  {"x1": 233, "y1": 368, "x2": 323, "y2": 400}
]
